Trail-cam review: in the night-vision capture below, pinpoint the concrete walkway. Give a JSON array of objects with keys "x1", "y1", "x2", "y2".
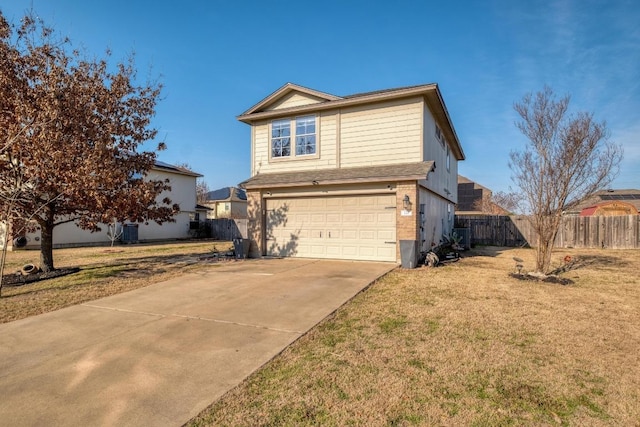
[{"x1": 0, "y1": 258, "x2": 394, "y2": 426}]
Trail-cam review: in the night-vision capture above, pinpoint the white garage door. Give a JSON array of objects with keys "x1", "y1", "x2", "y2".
[{"x1": 265, "y1": 194, "x2": 396, "y2": 262}]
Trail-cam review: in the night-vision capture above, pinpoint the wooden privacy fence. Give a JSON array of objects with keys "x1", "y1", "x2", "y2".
[
  {"x1": 556, "y1": 215, "x2": 640, "y2": 249},
  {"x1": 454, "y1": 215, "x2": 529, "y2": 247},
  {"x1": 207, "y1": 218, "x2": 247, "y2": 241},
  {"x1": 455, "y1": 214, "x2": 640, "y2": 249}
]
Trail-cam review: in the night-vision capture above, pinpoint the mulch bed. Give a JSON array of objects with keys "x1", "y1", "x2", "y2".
[
  {"x1": 509, "y1": 272, "x2": 573, "y2": 285},
  {"x1": 1, "y1": 267, "x2": 80, "y2": 287}
]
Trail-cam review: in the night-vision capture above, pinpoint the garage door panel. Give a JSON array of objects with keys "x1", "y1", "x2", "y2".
[
  {"x1": 325, "y1": 245, "x2": 342, "y2": 256},
  {"x1": 342, "y1": 245, "x2": 358, "y2": 256},
  {"x1": 359, "y1": 246, "x2": 376, "y2": 257},
  {"x1": 266, "y1": 194, "x2": 396, "y2": 262},
  {"x1": 377, "y1": 246, "x2": 396, "y2": 258},
  {"x1": 342, "y1": 229, "x2": 358, "y2": 239},
  {"x1": 359, "y1": 213, "x2": 376, "y2": 224},
  {"x1": 342, "y1": 213, "x2": 358, "y2": 223},
  {"x1": 359, "y1": 230, "x2": 376, "y2": 240},
  {"x1": 298, "y1": 229, "x2": 313, "y2": 238},
  {"x1": 342, "y1": 198, "x2": 358, "y2": 207},
  {"x1": 326, "y1": 213, "x2": 342, "y2": 224},
  {"x1": 309, "y1": 199, "x2": 325, "y2": 208},
  {"x1": 377, "y1": 212, "x2": 395, "y2": 222},
  {"x1": 378, "y1": 230, "x2": 395, "y2": 240},
  {"x1": 326, "y1": 198, "x2": 343, "y2": 208}
]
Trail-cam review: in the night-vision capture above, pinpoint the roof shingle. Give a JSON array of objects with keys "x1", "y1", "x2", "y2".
[{"x1": 239, "y1": 161, "x2": 436, "y2": 189}]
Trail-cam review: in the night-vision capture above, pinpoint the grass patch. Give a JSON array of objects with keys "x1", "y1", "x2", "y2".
[
  {"x1": 189, "y1": 247, "x2": 640, "y2": 426},
  {"x1": 0, "y1": 240, "x2": 232, "y2": 323}
]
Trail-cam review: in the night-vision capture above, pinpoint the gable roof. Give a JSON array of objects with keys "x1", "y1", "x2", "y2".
[
  {"x1": 457, "y1": 174, "x2": 491, "y2": 192},
  {"x1": 237, "y1": 82, "x2": 464, "y2": 161},
  {"x1": 205, "y1": 186, "x2": 247, "y2": 202},
  {"x1": 240, "y1": 83, "x2": 342, "y2": 116},
  {"x1": 239, "y1": 161, "x2": 436, "y2": 190}
]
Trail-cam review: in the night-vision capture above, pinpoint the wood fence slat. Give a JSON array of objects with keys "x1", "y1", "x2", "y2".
[
  {"x1": 454, "y1": 214, "x2": 639, "y2": 249},
  {"x1": 207, "y1": 219, "x2": 247, "y2": 241}
]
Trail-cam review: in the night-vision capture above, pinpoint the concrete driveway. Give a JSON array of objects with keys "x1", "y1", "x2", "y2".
[{"x1": 0, "y1": 258, "x2": 394, "y2": 426}]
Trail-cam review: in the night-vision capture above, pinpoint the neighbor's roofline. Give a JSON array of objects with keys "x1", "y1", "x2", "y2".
[{"x1": 152, "y1": 162, "x2": 202, "y2": 178}]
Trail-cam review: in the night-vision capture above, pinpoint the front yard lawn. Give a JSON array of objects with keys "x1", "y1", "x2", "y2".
[
  {"x1": 0, "y1": 240, "x2": 232, "y2": 323},
  {"x1": 189, "y1": 246, "x2": 640, "y2": 426}
]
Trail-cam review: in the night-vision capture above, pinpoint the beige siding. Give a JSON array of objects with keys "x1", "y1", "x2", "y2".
[
  {"x1": 418, "y1": 186, "x2": 454, "y2": 252},
  {"x1": 252, "y1": 113, "x2": 338, "y2": 175},
  {"x1": 340, "y1": 97, "x2": 423, "y2": 167},
  {"x1": 265, "y1": 92, "x2": 325, "y2": 111},
  {"x1": 253, "y1": 123, "x2": 270, "y2": 174},
  {"x1": 421, "y1": 104, "x2": 458, "y2": 204}
]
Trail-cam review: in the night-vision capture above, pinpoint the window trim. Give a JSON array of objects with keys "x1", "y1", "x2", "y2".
[
  {"x1": 270, "y1": 118, "x2": 291, "y2": 158},
  {"x1": 269, "y1": 115, "x2": 319, "y2": 162}
]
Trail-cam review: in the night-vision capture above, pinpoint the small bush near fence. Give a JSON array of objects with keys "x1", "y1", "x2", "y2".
[{"x1": 455, "y1": 214, "x2": 640, "y2": 249}]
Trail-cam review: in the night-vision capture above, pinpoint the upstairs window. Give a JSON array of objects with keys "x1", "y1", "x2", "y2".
[
  {"x1": 295, "y1": 116, "x2": 316, "y2": 155},
  {"x1": 435, "y1": 124, "x2": 445, "y2": 147},
  {"x1": 271, "y1": 119, "x2": 291, "y2": 158},
  {"x1": 271, "y1": 115, "x2": 317, "y2": 159}
]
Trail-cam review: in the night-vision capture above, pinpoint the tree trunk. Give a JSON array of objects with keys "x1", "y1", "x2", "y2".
[
  {"x1": 39, "y1": 221, "x2": 55, "y2": 272},
  {"x1": 536, "y1": 240, "x2": 553, "y2": 273}
]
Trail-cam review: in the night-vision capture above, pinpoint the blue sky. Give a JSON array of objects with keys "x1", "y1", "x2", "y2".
[{"x1": 2, "y1": 0, "x2": 639, "y2": 194}]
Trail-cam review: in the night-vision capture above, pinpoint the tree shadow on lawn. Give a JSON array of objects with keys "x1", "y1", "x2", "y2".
[
  {"x1": 464, "y1": 246, "x2": 631, "y2": 268},
  {"x1": 0, "y1": 250, "x2": 213, "y2": 297}
]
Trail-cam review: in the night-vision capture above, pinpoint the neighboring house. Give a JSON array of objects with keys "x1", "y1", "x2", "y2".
[
  {"x1": 3, "y1": 161, "x2": 202, "y2": 250},
  {"x1": 564, "y1": 189, "x2": 640, "y2": 216},
  {"x1": 203, "y1": 186, "x2": 248, "y2": 219},
  {"x1": 456, "y1": 175, "x2": 507, "y2": 215},
  {"x1": 237, "y1": 82, "x2": 465, "y2": 263},
  {"x1": 195, "y1": 204, "x2": 212, "y2": 221}
]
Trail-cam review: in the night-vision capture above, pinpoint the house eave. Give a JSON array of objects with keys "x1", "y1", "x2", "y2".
[
  {"x1": 239, "y1": 161, "x2": 436, "y2": 191},
  {"x1": 237, "y1": 84, "x2": 438, "y2": 123}
]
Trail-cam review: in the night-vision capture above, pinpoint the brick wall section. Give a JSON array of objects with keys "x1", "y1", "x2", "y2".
[
  {"x1": 246, "y1": 190, "x2": 263, "y2": 257},
  {"x1": 396, "y1": 181, "x2": 419, "y2": 261}
]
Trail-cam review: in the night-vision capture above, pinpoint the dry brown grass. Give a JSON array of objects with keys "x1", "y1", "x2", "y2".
[
  {"x1": 190, "y1": 247, "x2": 640, "y2": 426},
  {"x1": 0, "y1": 240, "x2": 232, "y2": 323}
]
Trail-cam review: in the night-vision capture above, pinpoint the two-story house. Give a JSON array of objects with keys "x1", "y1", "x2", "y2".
[{"x1": 237, "y1": 83, "x2": 465, "y2": 264}]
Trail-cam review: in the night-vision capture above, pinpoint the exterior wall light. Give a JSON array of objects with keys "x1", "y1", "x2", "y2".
[{"x1": 403, "y1": 194, "x2": 412, "y2": 211}]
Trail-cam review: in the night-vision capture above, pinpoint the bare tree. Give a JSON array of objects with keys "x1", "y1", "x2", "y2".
[
  {"x1": 470, "y1": 190, "x2": 521, "y2": 214},
  {"x1": 492, "y1": 191, "x2": 522, "y2": 214},
  {"x1": 510, "y1": 86, "x2": 622, "y2": 273},
  {"x1": 196, "y1": 180, "x2": 211, "y2": 204},
  {"x1": 106, "y1": 219, "x2": 123, "y2": 247},
  {"x1": 0, "y1": 11, "x2": 177, "y2": 272}
]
